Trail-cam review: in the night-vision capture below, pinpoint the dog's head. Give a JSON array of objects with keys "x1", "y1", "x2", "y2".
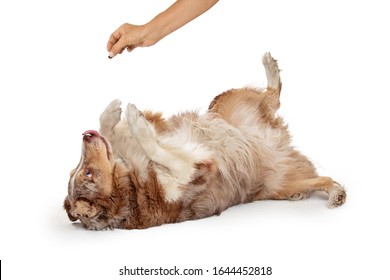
[{"x1": 64, "y1": 130, "x2": 116, "y2": 229}]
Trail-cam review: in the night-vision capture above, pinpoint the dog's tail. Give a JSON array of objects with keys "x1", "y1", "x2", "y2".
[{"x1": 262, "y1": 52, "x2": 282, "y2": 95}]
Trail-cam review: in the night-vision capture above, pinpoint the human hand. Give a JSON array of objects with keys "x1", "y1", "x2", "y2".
[
  {"x1": 107, "y1": 23, "x2": 157, "y2": 59},
  {"x1": 107, "y1": 0, "x2": 219, "y2": 59}
]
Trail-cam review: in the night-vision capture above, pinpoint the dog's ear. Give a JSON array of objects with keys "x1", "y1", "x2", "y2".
[
  {"x1": 63, "y1": 196, "x2": 78, "y2": 222},
  {"x1": 69, "y1": 168, "x2": 76, "y2": 177}
]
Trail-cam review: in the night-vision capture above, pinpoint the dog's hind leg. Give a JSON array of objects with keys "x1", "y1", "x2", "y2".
[
  {"x1": 99, "y1": 99, "x2": 122, "y2": 137},
  {"x1": 271, "y1": 176, "x2": 346, "y2": 208},
  {"x1": 208, "y1": 53, "x2": 282, "y2": 127},
  {"x1": 263, "y1": 52, "x2": 281, "y2": 97},
  {"x1": 257, "y1": 52, "x2": 282, "y2": 125}
]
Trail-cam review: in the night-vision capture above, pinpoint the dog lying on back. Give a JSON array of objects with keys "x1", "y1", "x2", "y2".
[{"x1": 64, "y1": 53, "x2": 346, "y2": 230}]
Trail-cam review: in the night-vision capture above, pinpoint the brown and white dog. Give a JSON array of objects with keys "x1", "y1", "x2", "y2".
[{"x1": 64, "y1": 53, "x2": 346, "y2": 230}]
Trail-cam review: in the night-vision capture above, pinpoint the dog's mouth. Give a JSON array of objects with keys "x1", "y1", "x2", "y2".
[
  {"x1": 82, "y1": 130, "x2": 112, "y2": 160},
  {"x1": 71, "y1": 197, "x2": 102, "y2": 220}
]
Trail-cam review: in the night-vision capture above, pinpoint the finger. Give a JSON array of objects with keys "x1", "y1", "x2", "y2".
[
  {"x1": 107, "y1": 28, "x2": 122, "y2": 52},
  {"x1": 119, "y1": 45, "x2": 127, "y2": 54},
  {"x1": 108, "y1": 36, "x2": 130, "y2": 58},
  {"x1": 127, "y1": 45, "x2": 136, "y2": 52}
]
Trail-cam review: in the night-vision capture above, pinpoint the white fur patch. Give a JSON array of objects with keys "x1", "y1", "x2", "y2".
[{"x1": 70, "y1": 148, "x2": 85, "y2": 197}]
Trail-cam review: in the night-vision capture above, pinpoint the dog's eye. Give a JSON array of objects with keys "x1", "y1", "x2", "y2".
[{"x1": 85, "y1": 169, "x2": 92, "y2": 178}]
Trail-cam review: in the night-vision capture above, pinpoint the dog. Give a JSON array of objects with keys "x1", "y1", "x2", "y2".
[{"x1": 64, "y1": 53, "x2": 346, "y2": 230}]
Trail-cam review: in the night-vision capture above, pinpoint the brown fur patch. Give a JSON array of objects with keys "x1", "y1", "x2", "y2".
[{"x1": 143, "y1": 111, "x2": 170, "y2": 133}]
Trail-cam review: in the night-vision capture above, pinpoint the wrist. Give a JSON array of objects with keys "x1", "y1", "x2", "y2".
[{"x1": 141, "y1": 21, "x2": 164, "y2": 47}]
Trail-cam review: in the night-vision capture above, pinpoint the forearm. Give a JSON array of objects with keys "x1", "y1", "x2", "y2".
[{"x1": 144, "y1": 0, "x2": 219, "y2": 45}]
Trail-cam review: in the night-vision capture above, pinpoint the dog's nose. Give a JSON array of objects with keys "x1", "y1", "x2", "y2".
[{"x1": 82, "y1": 130, "x2": 100, "y2": 141}]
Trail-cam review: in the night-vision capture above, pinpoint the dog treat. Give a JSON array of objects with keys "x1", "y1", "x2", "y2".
[{"x1": 64, "y1": 53, "x2": 346, "y2": 230}]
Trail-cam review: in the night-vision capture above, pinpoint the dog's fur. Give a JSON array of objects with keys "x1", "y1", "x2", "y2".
[{"x1": 64, "y1": 53, "x2": 346, "y2": 230}]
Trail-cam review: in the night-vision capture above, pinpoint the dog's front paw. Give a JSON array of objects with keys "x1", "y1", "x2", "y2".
[
  {"x1": 100, "y1": 99, "x2": 122, "y2": 133},
  {"x1": 126, "y1": 103, "x2": 143, "y2": 124},
  {"x1": 126, "y1": 103, "x2": 142, "y2": 133},
  {"x1": 126, "y1": 103, "x2": 151, "y2": 135},
  {"x1": 328, "y1": 183, "x2": 346, "y2": 208},
  {"x1": 126, "y1": 103, "x2": 158, "y2": 151}
]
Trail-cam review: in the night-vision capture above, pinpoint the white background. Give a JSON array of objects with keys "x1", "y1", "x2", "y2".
[{"x1": 1, "y1": 0, "x2": 389, "y2": 279}]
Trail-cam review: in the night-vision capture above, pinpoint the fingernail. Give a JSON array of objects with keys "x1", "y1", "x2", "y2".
[{"x1": 108, "y1": 52, "x2": 114, "y2": 59}]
